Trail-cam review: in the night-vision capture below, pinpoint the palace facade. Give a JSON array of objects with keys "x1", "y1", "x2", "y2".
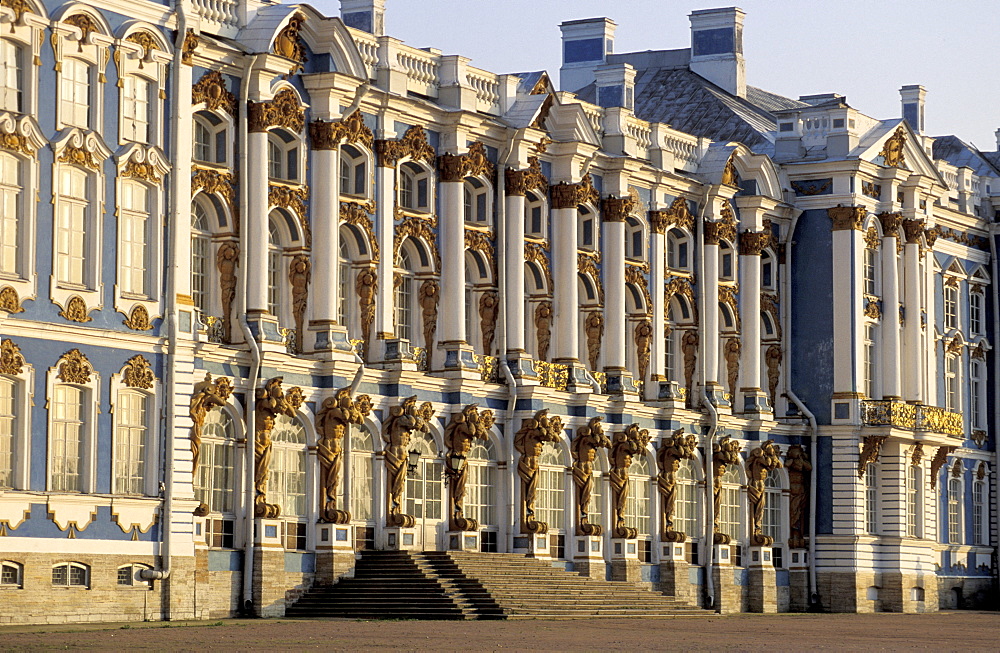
[{"x1": 0, "y1": 0, "x2": 996, "y2": 621}]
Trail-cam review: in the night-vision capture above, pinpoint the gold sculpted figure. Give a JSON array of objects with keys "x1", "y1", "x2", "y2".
[
  {"x1": 657, "y1": 429, "x2": 697, "y2": 542},
  {"x1": 571, "y1": 417, "x2": 611, "y2": 536},
  {"x1": 253, "y1": 377, "x2": 303, "y2": 518},
  {"x1": 747, "y1": 440, "x2": 782, "y2": 546},
  {"x1": 608, "y1": 424, "x2": 651, "y2": 539},
  {"x1": 316, "y1": 388, "x2": 373, "y2": 524},
  {"x1": 444, "y1": 404, "x2": 495, "y2": 531},
  {"x1": 514, "y1": 409, "x2": 563, "y2": 534},
  {"x1": 382, "y1": 396, "x2": 435, "y2": 528}
]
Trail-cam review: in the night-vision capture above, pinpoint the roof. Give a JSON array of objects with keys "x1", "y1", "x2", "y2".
[{"x1": 932, "y1": 135, "x2": 1000, "y2": 177}]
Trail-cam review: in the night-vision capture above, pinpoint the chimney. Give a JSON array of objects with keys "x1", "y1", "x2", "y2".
[
  {"x1": 594, "y1": 63, "x2": 636, "y2": 109},
  {"x1": 900, "y1": 85, "x2": 926, "y2": 134},
  {"x1": 559, "y1": 17, "x2": 616, "y2": 93},
  {"x1": 689, "y1": 7, "x2": 746, "y2": 98},
  {"x1": 994, "y1": 128, "x2": 999, "y2": 151},
  {"x1": 341, "y1": 0, "x2": 385, "y2": 36}
]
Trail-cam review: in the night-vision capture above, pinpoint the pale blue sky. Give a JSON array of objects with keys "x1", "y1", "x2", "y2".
[{"x1": 312, "y1": 0, "x2": 1000, "y2": 150}]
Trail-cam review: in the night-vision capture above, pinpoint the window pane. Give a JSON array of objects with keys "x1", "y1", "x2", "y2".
[
  {"x1": 0, "y1": 377, "x2": 15, "y2": 487},
  {"x1": 51, "y1": 385, "x2": 84, "y2": 492}
]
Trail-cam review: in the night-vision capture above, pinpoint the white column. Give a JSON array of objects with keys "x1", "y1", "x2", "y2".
[
  {"x1": 551, "y1": 200, "x2": 579, "y2": 361},
  {"x1": 880, "y1": 217, "x2": 902, "y2": 399},
  {"x1": 922, "y1": 243, "x2": 937, "y2": 404},
  {"x1": 439, "y1": 179, "x2": 466, "y2": 345},
  {"x1": 246, "y1": 130, "x2": 270, "y2": 313},
  {"x1": 738, "y1": 237, "x2": 763, "y2": 393},
  {"x1": 171, "y1": 61, "x2": 193, "y2": 301},
  {"x1": 504, "y1": 189, "x2": 526, "y2": 352},
  {"x1": 649, "y1": 217, "x2": 666, "y2": 383},
  {"x1": 603, "y1": 212, "x2": 626, "y2": 371},
  {"x1": 702, "y1": 239, "x2": 720, "y2": 385},
  {"x1": 902, "y1": 220, "x2": 923, "y2": 403},
  {"x1": 828, "y1": 206, "x2": 864, "y2": 396},
  {"x1": 374, "y1": 161, "x2": 395, "y2": 339},
  {"x1": 310, "y1": 146, "x2": 341, "y2": 325}
]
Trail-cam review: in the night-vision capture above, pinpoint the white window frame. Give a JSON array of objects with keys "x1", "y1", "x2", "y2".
[
  {"x1": 0, "y1": 560, "x2": 23, "y2": 588},
  {"x1": 525, "y1": 191, "x2": 547, "y2": 238},
  {"x1": 624, "y1": 456, "x2": 652, "y2": 538},
  {"x1": 945, "y1": 354, "x2": 960, "y2": 413},
  {"x1": 864, "y1": 462, "x2": 878, "y2": 534},
  {"x1": 577, "y1": 206, "x2": 597, "y2": 251},
  {"x1": 110, "y1": 363, "x2": 160, "y2": 497},
  {"x1": 973, "y1": 477, "x2": 987, "y2": 546},
  {"x1": 674, "y1": 458, "x2": 700, "y2": 540},
  {"x1": 191, "y1": 200, "x2": 214, "y2": 317},
  {"x1": 906, "y1": 463, "x2": 922, "y2": 538},
  {"x1": 195, "y1": 405, "x2": 240, "y2": 517},
  {"x1": 193, "y1": 110, "x2": 231, "y2": 166},
  {"x1": 719, "y1": 240, "x2": 735, "y2": 282},
  {"x1": 394, "y1": 246, "x2": 416, "y2": 342},
  {"x1": 115, "y1": 30, "x2": 169, "y2": 148},
  {"x1": 625, "y1": 216, "x2": 646, "y2": 261},
  {"x1": 463, "y1": 177, "x2": 492, "y2": 226},
  {"x1": 51, "y1": 562, "x2": 89, "y2": 588},
  {"x1": 537, "y1": 442, "x2": 566, "y2": 532},
  {"x1": 947, "y1": 475, "x2": 962, "y2": 544},
  {"x1": 339, "y1": 143, "x2": 370, "y2": 199},
  {"x1": 667, "y1": 228, "x2": 691, "y2": 272},
  {"x1": 46, "y1": 355, "x2": 99, "y2": 494},
  {"x1": 398, "y1": 161, "x2": 432, "y2": 214},
  {"x1": 0, "y1": 15, "x2": 42, "y2": 118},
  {"x1": 348, "y1": 424, "x2": 375, "y2": 524},
  {"x1": 970, "y1": 359, "x2": 985, "y2": 430},
  {"x1": 117, "y1": 178, "x2": 152, "y2": 298},
  {"x1": 116, "y1": 563, "x2": 153, "y2": 589},
  {"x1": 267, "y1": 128, "x2": 302, "y2": 184},
  {"x1": 0, "y1": 349, "x2": 31, "y2": 490},
  {"x1": 943, "y1": 282, "x2": 959, "y2": 331},
  {"x1": 120, "y1": 72, "x2": 154, "y2": 144},
  {"x1": 0, "y1": 116, "x2": 43, "y2": 300},
  {"x1": 969, "y1": 289, "x2": 983, "y2": 335},
  {"x1": 718, "y1": 465, "x2": 743, "y2": 543},
  {"x1": 270, "y1": 414, "x2": 308, "y2": 522},
  {"x1": 762, "y1": 468, "x2": 784, "y2": 545},
  {"x1": 466, "y1": 439, "x2": 498, "y2": 529}
]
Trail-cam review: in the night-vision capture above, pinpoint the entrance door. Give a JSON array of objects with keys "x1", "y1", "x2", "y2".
[{"x1": 406, "y1": 458, "x2": 444, "y2": 550}]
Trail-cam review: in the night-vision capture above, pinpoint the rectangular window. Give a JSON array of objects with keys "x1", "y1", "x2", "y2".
[
  {"x1": 194, "y1": 121, "x2": 211, "y2": 162},
  {"x1": 267, "y1": 249, "x2": 281, "y2": 317},
  {"x1": 944, "y1": 285, "x2": 958, "y2": 330},
  {"x1": 56, "y1": 168, "x2": 89, "y2": 286},
  {"x1": 863, "y1": 324, "x2": 876, "y2": 398},
  {"x1": 624, "y1": 475, "x2": 650, "y2": 537},
  {"x1": 350, "y1": 452, "x2": 373, "y2": 521},
  {"x1": 719, "y1": 484, "x2": 741, "y2": 540},
  {"x1": 466, "y1": 463, "x2": 496, "y2": 527},
  {"x1": 353, "y1": 163, "x2": 366, "y2": 196},
  {"x1": 120, "y1": 182, "x2": 149, "y2": 296},
  {"x1": 395, "y1": 276, "x2": 412, "y2": 342},
  {"x1": 283, "y1": 521, "x2": 307, "y2": 551},
  {"x1": 970, "y1": 362, "x2": 983, "y2": 429},
  {"x1": 675, "y1": 480, "x2": 697, "y2": 537},
  {"x1": 664, "y1": 333, "x2": 675, "y2": 382},
  {"x1": 865, "y1": 463, "x2": 877, "y2": 534},
  {"x1": 195, "y1": 439, "x2": 234, "y2": 514},
  {"x1": 581, "y1": 218, "x2": 594, "y2": 247},
  {"x1": 114, "y1": 391, "x2": 147, "y2": 496},
  {"x1": 0, "y1": 377, "x2": 16, "y2": 488},
  {"x1": 50, "y1": 385, "x2": 84, "y2": 492},
  {"x1": 863, "y1": 248, "x2": 877, "y2": 296},
  {"x1": 947, "y1": 479, "x2": 961, "y2": 544},
  {"x1": 208, "y1": 518, "x2": 235, "y2": 548},
  {"x1": 970, "y1": 292, "x2": 982, "y2": 334},
  {"x1": 60, "y1": 58, "x2": 90, "y2": 129},
  {"x1": 945, "y1": 356, "x2": 959, "y2": 412},
  {"x1": 530, "y1": 205, "x2": 542, "y2": 234},
  {"x1": 973, "y1": 482, "x2": 985, "y2": 546},
  {"x1": 121, "y1": 75, "x2": 151, "y2": 143},
  {"x1": 906, "y1": 465, "x2": 920, "y2": 538},
  {"x1": 191, "y1": 235, "x2": 210, "y2": 315},
  {"x1": 272, "y1": 448, "x2": 306, "y2": 518},
  {"x1": 536, "y1": 468, "x2": 565, "y2": 530},
  {"x1": 763, "y1": 489, "x2": 781, "y2": 543},
  {"x1": 0, "y1": 151, "x2": 19, "y2": 277},
  {"x1": 0, "y1": 40, "x2": 22, "y2": 113}
]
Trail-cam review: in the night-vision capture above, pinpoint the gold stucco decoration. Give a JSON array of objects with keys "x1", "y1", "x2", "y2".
[
  {"x1": 123, "y1": 304, "x2": 153, "y2": 331},
  {"x1": 608, "y1": 424, "x2": 651, "y2": 539},
  {"x1": 216, "y1": 241, "x2": 239, "y2": 343},
  {"x1": 550, "y1": 173, "x2": 600, "y2": 210},
  {"x1": 57, "y1": 349, "x2": 93, "y2": 384},
  {"x1": 0, "y1": 286, "x2": 24, "y2": 313},
  {"x1": 438, "y1": 141, "x2": 495, "y2": 183},
  {"x1": 657, "y1": 429, "x2": 697, "y2": 542},
  {"x1": 444, "y1": 404, "x2": 495, "y2": 531},
  {"x1": 59, "y1": 296, "x2": 92, "y2": 323},
  {"x1": 355, "y1": 267, "x2": 377, "y2": 359},
  {"x1": 254, "y1": 377, "x2": 303, "y2": 518},
  {"x1": 747, "y1": 440, "x2": 782, "y2": 546},
  {"x1": 310, "y1": 110, "x2": 374, "y2": 150},
  {"x1": 584, "y1": 311, "x2": 603, "y2": 371},
  {"x1": 192, "y1": 70, "x2": 237, "y2": 115},
  {"x1": 534, "y1": 301, "x2": 552, "y2": 362},
  {"x1": 635, "y1": 320, "x2": 653, "y2": 382},
  {"x1": 418, "y1": 279, "x2": 439, "y2": 351},
  {"x1": 929, "y1": 446, "x2": 956, "y2": 489},
  {"x1": 64, "y1": 14, "x2": 100, "y2": 46},
  {"x1": 273, "y1": 14, "x2": 307, "y2": 72},
  {"x1": 0, "y1": 131, "x2": 33, "y2": 156},
  {"x1": 269, "y1": 184, "x2": 310, "y2": 247},
  {"x1": 515, "y1": 409, "x2": 563, "y2": 534},
  {"x1": 340, "y1": 201, "x2": 379, "y2": 261},
  {"x1": 0, "y1": 338, "x2": 25, "y2": 375},
  {"x1": 724, "y1": 336, "x2": 741, "y2": 399},
  {"x1": 121, "y1": 354, "x2": 154, "y2": 389},
  {"x1": 765, "y1": 344, "x2": 782, "y2": 408},
  {"x1": 857, "y1": 435, "x2": 888, "y2": 478},
  {"x1": 58, "y1": 144, "x2": 101, "y2": 170},
  {"x1": 394, "y1": 216, "x2": 440, "y2": 272},
  {"x1": 193, "y1": 167, "x2": 238, "y2": 233},
  {"x1": 577, "y1": 254, "x2": 603, "y2": 303},
  {"x1": 828, "y1": 205, "x2": 865, "y2": 231},
  {"x1": 720, "y1": 153, "x2": 739, "y2": 187},
  {"x1": 316, "y1": 388, "x2": 372, "y2": 524},
  {"x1": 383, "y1": 396, "x2": 435, "y2": 528},
  {"x1": 878, "y1": 126, "x2": 907, "y2": 169},
  {"x1": 189, "y1": 373, "x2": 233, "y2": 486},
  {"x1": 478, "y1": 290, "x2": 499, "y2": 355},
  {"x1": 571, "y1": 417, "x2": 611, "y2": 536},
  {"x1": 247, "y1": 88, "x2": 304, "y2": 134},
  {"x1": 785, "y1": 444, "x2": 812, "y2": 549},
  {"x1": 375, "y1": 125, "x2": 435, "y2": 168},
  {"x1": 911, "y1": 442, "x2": 925, "y2": 467},
  {"x1": 524, "y1": 243, "x2": 552, "y2": 289},
  {"x1": 625, "y1": 266, "x2": 652, "y2": 315},
  {"x1": 181, "y1": 29, "x2": 198, "y2": 65},
  {"x1": 601, "y1": 195, "x2": 635, "y2": 223},
  {"x1": 681, "y1": 330, "x2": 699, "y2": 404},
  {"x1": 288, "y1": 254, "x2": 310, "y2": 353},
  {"x1": 505, "y1": 156, "x2": 547, "y2": 196},
  {"x1": 712, "y1": 436, "x2": 742, "y2": 544}
]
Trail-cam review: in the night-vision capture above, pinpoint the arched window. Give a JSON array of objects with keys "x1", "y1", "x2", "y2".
[
  {"x1": 667, "y1": 228, "x2": 689, "y2": 271},
  {"x1": 464, "y1": 177, "x2": 490, "y2": 225},
  {"x1": 907, "y1": 464, "x2": 922, "y2": 538},
  {"x1": 625, "y1": 455, "x2": 652, "y2": 539},
  {"x1": 51, "y1": 562, "x2": 89, "y2": 588},
  {"x1": 395, "y1": 246, "x2": 415, "y2": 342},
  {"x1": 1, "y1": 560, "x2": 22, "y2": 588},
  {"x1": 762, "y1": 469, "x2": 782, "y2": 544},
  {"x1": 349, "y1": 426, "x2": 375, "y2": 522},
  {"x1": 266, "y1": 215, "x2": 285, "y2": 320},
  {"x1": 0, "y1": 151, "x2": 22, "y2": 277},
  {"x1": 340, "y1": 144, "x2": 368, "y2": 197},
  {"x1": 526, "y1": 191, "x2": 545, "y2": 237},
  {"x1": 675, "y1": 459, "x2": 699, "y2": 538},
  {"x1": 578, "y1": 207, "x2": 596, "y2": 250},
  {"x1": 191, "y1": 202, "x2": 212, "y2": 316},
  {"x1": 0, "y1": 38, "x2": 24, "y2": 113},
  {"x1": 338, "y1": 237, "x2": 351, "y2": 329},
  {"x1": 113, "y1": 390, "x2": 150, "y2": 496},
  {"x1": 762, "y1": 312, "x2": 776, "y2": 339},
  {"x1": 117, "y1": 563, "x2": 153, "y2": 589},
  {"x1": 761, "y1": 249, "x2": 775, "y2": 290},
  {"x1": 193, "y1": 111, "x2": 228, "y2": 165},
  {"x1": 718, "y1": 466, "x2": 742, "y2": 541},
  {"x1": 50, "y1": 384, "x2": 85, "y2": 493},
  {"x1": 466, "y1": 438, "x2": 497, "y2": 531},
  {"x1": 120, "y1": 180, "x2": 150, "y2": 297},
  {"x1": 195, "y1": 408, "x2": 236, "y2": 516},
  {"x1": 399, "y1": 162, "x2": 430, "y2": 212},
  {"x1": 270, "y1": 415, "x2": 307, "y2": 521},
  {"x1": 626, "y1": 217, "x2": 644, "y2": 260},
  {"x1": 121, "y1": 73, "x2": 153, "y2": 143},
  {"x1": 865, "y1": 463, "x2": 878, "y2": 534},
  {"x1": 947, "y1": 477, "x2": 962, "y2": 544},
  {"x1": 537, "y1": 442, "x2": 565, "y2": 531},
  {"x1": 268, "y1": 129, "x2": 300, "y2": 183},
  {"x1": 719, "y1": 240, "x2": 735, "y2": 281}
]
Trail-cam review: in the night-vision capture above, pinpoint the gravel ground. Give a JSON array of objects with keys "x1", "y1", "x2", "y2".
[{"x1": 1, "y1": 612, "x2": 997, "y2": 651}]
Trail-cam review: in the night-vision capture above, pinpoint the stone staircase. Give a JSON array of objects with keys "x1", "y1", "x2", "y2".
[{"x1": 286, "y1": 550, "x2": 707, "y2": 620}]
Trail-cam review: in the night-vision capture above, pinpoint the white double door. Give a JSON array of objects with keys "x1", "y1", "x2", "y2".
[{"x1": 405, "y1": 458, "x2": 445, "y2": 551}]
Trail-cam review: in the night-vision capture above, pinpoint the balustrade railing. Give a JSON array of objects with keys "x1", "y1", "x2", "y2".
[
  {"x1": 861, "y1": 400, "x2": 963, "y2": 437},
  {"x1": 536, "y1": 361, "x2": 569, "y2": 391},
  {"x1": 473, "y1": 354, "x2": 504, "y2": 384}
]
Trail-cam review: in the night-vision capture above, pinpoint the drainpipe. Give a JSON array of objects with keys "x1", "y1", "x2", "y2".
[
  {"x1": 989, "y1": 224, "x2": 999, "y2": 595},
  {"x1": 140, "y1": 1, "x2": 189, "y2": 590},
  {"x1": 237, "y1": 52, "x2": 262, "y2": 617},
  {"x1": 782, "y1": 206, "x2": 820, "y2": 608},
  {"x1": 696, "y1": 187, "x2": 717, "y2": 610},
  {"x1": 496, "y1": 134, "x2": 519, "y2": 551}
]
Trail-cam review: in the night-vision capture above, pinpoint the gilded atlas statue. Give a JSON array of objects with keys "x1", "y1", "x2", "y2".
[
  {"x1": 443, "y1": 404, "x2": 496, "y2": 532},
  {"x1": 608, "y1": 424, "x2": 652, "y2": 539},
  {"x1": 746, "y1": 439, "x2": 782, "y2": 546},
  {"x1": 712, "y1": 435, "x2": 743, "y2": 544},
  {"x1": 570, "y1": 417, "x2": 611, "y2": 536},
  {"x1": 254, "y1": 377, "x2": 304, "y2": 518},
  {"x1": 514, "y1": 409, "x2": 563, "y2": 534},
  {"x1": 315, "y1": 387, "x2": 373, "y2": 524},
  {"x1": 382, "y1": 396, "x2": 436, "y2": 528},
  {"x1": 784, "y1": 444, "x2": 812, "y2": 549},
  {"x1": 656, "y1": 429, "x2": 697, "y2": 542},
  {"x1": 189, "y1": 373, "x2": 233, "y2": 516}
]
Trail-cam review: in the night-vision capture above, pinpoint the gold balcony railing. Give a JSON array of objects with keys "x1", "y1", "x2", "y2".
[
  {"x1": 473, "y1": 354, "x2": 504, "y2": 384},
  {"x1": 536, "y1": 361, "x2": 569, "y2": 391},
  {"x1": 412, "y1": 346, "x2": 429, "y2": 372},
  {"x1": 861, "y1": 400, "x2": 963, "y2": 437}
]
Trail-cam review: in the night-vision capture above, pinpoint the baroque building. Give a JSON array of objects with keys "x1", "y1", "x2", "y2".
[{"x1": 0, "y1": 0, "x2": 996, "y2": 621}]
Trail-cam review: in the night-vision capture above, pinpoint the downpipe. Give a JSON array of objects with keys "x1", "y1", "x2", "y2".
[{"x1": 784, "y1": 389, "x2": 819, "y2": 609}]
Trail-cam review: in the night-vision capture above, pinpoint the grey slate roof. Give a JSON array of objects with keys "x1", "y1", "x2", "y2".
[{"x1": 932, "y1": 135, "x2": 1000, "y2": 177}]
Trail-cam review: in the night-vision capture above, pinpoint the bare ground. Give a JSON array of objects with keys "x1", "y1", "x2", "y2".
[{"x1": 1, "y1": 612, "x2": 998, "y2": 652}]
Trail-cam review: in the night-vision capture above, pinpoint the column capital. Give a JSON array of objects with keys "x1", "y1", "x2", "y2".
[
  {"x1": 247, "y1": 88, "x2": 305, "y2": 133},
  {"x1": 902, "y1": 218, "x2": 926, "y2": 244},
  {"x1": 704, "y1": 219, "x2": 736, "y2": 245},
  {"x1": 602, "y1": 196, "x2": 635, "y2": 222},
  {"x1": 877, "y1": 211, "x2": 903, "y2": 238},
  {"x1": 374, "y1": 125, "x2": 435, "y2": 168},
  {"x1": 827, "y1": 205, "x2": 865, "y2": 231},
  {"x1": 308, "y1": 110, "x2": 374, "y2": 151},
  {"x1": 550, "y1": 173, "x2": 600, "y2": 210},
  {"x1": 738, "y1": 230, "x2": 772, "y2": 256},
  {"x1": 437, "y1": 141, "x2": 495, "y2": 183},
  {"x1": 505, "y1": 157, "x2": 549, "y2": 196}
]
